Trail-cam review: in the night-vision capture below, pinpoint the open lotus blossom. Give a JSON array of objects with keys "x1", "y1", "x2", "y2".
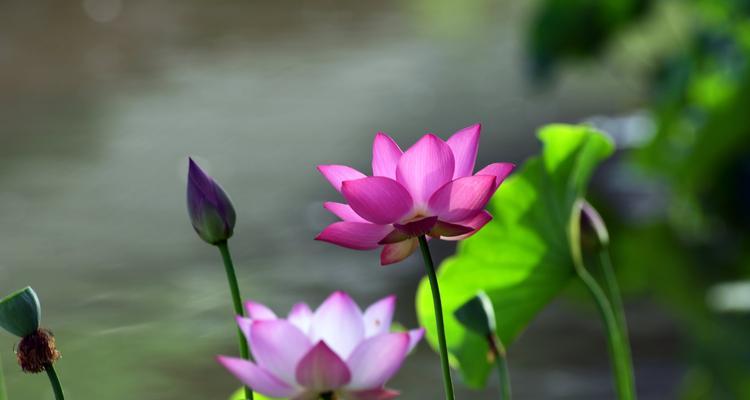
[
  {"x1": 316, "y1": 124, "x2": 514, "y2": 265},
  {"x1": 218, "y1": 291, "x2": 424, "y2": 400}
]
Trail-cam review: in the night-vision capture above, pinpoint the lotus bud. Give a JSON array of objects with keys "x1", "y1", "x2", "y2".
[
  {"x1": 186, "y1": 158, "x2": 237, "y2": 245},
  {"x1": 0, "y1": 287, "x2": 40, "y2": 338}
]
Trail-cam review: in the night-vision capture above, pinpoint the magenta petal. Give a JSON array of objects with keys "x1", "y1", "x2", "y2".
[
  {"x1": 217, "y1": 356, "x2": 297, "y2": 398},
  {"x1": 318, "y1": 165, "x2": 367, "y2": 193},
  {"x1": 249, "y1": 319, "x2": 313, "y2": 385},
  {"x1": 393, "y1": 216, "x2": 438, "y2": 237},
  {"x1": 380, "y1": 238, "x2": 418, "y2": 265},
  {"x1": 407, "y1": 328, "x2": 425, "y2": 353},
  {"x1": 372, "y1": 133, "x2": 403, "y2": 179},
  {"x1": 363, "y1": 295, "x2": 396, "y2": 337},
  {"x1": 236, "y1": 316, "x2": 253, "y2": 342},
  {"x1": 288, "y1": 303, "x2": 313, "y2": 334},
  {"x1": 429, "y1": 220, "x2": 474, "y2": 238},
  {"x1": 324, "y1": 202, "x2": 367, "y2": 223},
  {"x1": 447, "y1": 124, "x2": 481, "y2": 179},
  {"x1": 396, "y1": 134, "x2": 455, "y2": 205},
  {"x1": 344, "y1": 388, "x2": 400, "y2": 400},
  {"x1": 346, "y1": 332, "x2": 410, "y2": 390},
  {"x1": 341, "y1": 177, "x2": 414, "y2": 224},
  {"x1": 378, "y1": 229, "x2": 410, "y2": 245},
  {"x1": 475, "y1": 162, "x2": 515, "y2": 188},
  {"x1": 316, "y1": 222, "x2": 391, "y2": 250},
  {"x1": 296, "y1": 341, "x2": 352, "y2": 390},
  {"x1": 442, "y1": 210, "x2": 493, "y2": 241},
  {"x1": 310, "y1": 291, "x2": 365, "y2": 358},
  {"x1": 245, "y1": 301, "x2": 277, "y2": 320},
  {"x1": 428, "y1": 175, "x2": 496, "y2": 222}
]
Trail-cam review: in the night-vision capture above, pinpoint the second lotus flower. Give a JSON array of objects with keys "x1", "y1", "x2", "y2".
[
  {"x1": 218, "y1": 292, "x2": 424, "y2": 400},
  {"x1": 316, "y1": 124, "x2": 514, "y2": 265}
]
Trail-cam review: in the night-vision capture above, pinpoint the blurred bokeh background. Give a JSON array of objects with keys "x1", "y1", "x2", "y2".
[{"x1": 0, "y1": 0, "x2": 747, "y2": 399}]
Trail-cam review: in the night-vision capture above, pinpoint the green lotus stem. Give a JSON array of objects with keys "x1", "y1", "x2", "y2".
[
  {"x1": 217, "y1": 241, "x2": 254, "y2": 400},
  {"x1": 599, "y1": 248, "x2": 633, "y2": 356},
  {"x1": 0, "y1": 354, "x2": 7, "y2": 400},
  {"x1": 417, "y1": 236, "x2": 456, "y2": 400},
  {"x1": 488, "y1": 334, "x2": 511, "y2": 400},
  {"x1": 44, "y1": 363, "x2": 64, "y2": 400}
]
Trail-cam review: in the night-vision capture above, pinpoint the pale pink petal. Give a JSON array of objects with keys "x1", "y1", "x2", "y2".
[
  {"x1": 363, "y1": 295, "x2": 396, "y2": 337},
  {"x1": 407, "y1": 328, "x2": 425, "y2": 353},
  {"x1": 324, "y1": 202, "x2": 367, "y2": 223},
  {"x1": 288, "y1": 303, "x2": 313, "y2": 334},
  {"x1": 396, "y1": 134, "x2": 455, "y2": 205},
  {"x1": 318, "y1": 165, "x2": 367, "y2": 193},
  {"x1": 346, "y1": 332, "x2": 410, "y2": 390},
  {"x1": 342, "y1": 388, "x2": 400, "y2": 400},
  {"x1": 442, "y1": 210, "x2": 493, "y2": 241},
  {"x1": 244, "y1": 301, "x2": 277, "y2": 320},
  {"x1": 475, "y1": 162, "x2": 515, "y2": 188},
  {"x1": 427, "y1": 175, "x2": 496, "y2": 222},
  {"x1": 296, "y1": 341, "x2": 352, "y2": 390},
  {"x1": 341, "y1": 177, "x2": 414, "y2": 224},
  {"x1": 447, "y1": 124, "x2": 481, "y2": 178},
  {"x1": 429, "y1": 220, "x2": 474, "y2": 238},
  {"x1": 249, "y1": 319, "x2": 312, "y2": 385},
  {"x1": 236, "y1": 316, "x2": 253, "y2": 342},
  {"x1": 380, "y1": 238, "x2": 418, "y2": 266},
  {"x1": 310, "y1": 291, "x2": 365, "y2": 358},
  {"x1": 217, "y1": 356, "x2": 297, "y2": 398},
  {"x1": 316, "y1": 222, "x2": 391, "y2": 250},
  {"x1": 372, "y1": 133, "x2": 403, "y2": 179}
]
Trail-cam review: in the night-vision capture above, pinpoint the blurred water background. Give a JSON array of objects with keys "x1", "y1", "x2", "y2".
[{"x1": 0, "y1": 1, "x2": 700, "y2": 399}]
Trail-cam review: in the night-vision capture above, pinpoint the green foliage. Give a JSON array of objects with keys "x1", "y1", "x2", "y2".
[
  {"x1": 529, "y1": 0, "x2": 652, "y2": 78},
  {"x1": 0, "y1": 287, "x2": 41, "y2": 338},
  {"x1": 416, "y1": 124, "x2": 614, "y2": 388},
  {"x1": 230, "y1": 388, "x2": 279, "y2": 400},
  {"x1": 454, "y1": 291, "x2": 496, "y2": 337}
]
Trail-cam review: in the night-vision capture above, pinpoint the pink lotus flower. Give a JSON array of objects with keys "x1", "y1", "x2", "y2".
[
  {"x1": 316, "y1": 124, "x2": 514, "y2": 265},
  {"x1": 218, "y1": 292, "x2": 424, "y2": 400}
]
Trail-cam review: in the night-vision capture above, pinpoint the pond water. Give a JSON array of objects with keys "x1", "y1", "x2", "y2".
[{"x1": 0, "y1": 1, "x2": 675, "y2": 399}]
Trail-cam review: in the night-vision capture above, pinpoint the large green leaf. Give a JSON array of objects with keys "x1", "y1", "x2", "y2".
[{"x1": 416, "y1": 124, "x2": 614, "y2": 388}]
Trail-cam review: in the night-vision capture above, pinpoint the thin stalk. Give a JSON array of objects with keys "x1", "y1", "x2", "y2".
[
  {"x1": 599, "y1": 248, "x2": 633, "y2": 356},
  {"x1": 217, "y1": 241, "x2": 254, "y2": 400},
  {"x1": 0, "y1": 354, "x2": 6, "y2": 400},
  {"x1": 488, "y1": 334, "x2": 511, "y2": 400},
  {"x1": 417, "y1": 236, "x2": 456, "y2": 400},
  {"x1": 44, "y1": 363, "x2": 64, "y2": 400},
  {"x1": 575, "y1": 266, "x2": 636, "y2": 400}
]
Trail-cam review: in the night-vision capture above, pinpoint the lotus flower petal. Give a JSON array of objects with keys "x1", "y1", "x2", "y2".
[
  {"x1": 396, "y1": 134, "x2": 455, "y2": 205},
  {"x1": 249, "y1": 319, "x2": 312, "y2": 385},
  {"x1": 441, "y1": 210, "x2": 493, "y2": 241},
  {"x1": 475, "y1": 162, "x2": 515, "y2": 188},
  {"x1": 324, "y1": 202, "x2": 368, "y2": 223},
  {"x1": 380, "y1": 238, "x2": 418, "y2": 266},
  {"x1": 343, "y1": 388, "x2": 400, "y2": 400},
  {"x1": 346, "y1": 333, "x2": 410, "y2": 390},
  {"x1": 310, "y1": 292, "x2": 365, "y2": 358},
  {"x1": 363, "y1": 295, "x2": 396, "y2": 337},
  {"x1": 341, "y1": 177, "x2": 414, "y2": 224},
  {"x1": 296, "y1": 341, "x2": 352, "y2": 390},
  {"x1": 447, "y1": 124, "x2": 481, "y2": 179},
  {"x1": 217, "y1": 356, "x2": 297, "y2": 398},
  {"x1": 288, "y1": 303, "x2": 313, "y2": 334},
  {"x1": 407, "y1": 328, "x2": 425, "y2": 353},
  {"x1": 428, "y1": 175, "x2": 496, "y2": 222},
  {"x1": 316, "y1": 222, "x2": 391, "y2": 250},
  {"x1": 372, "y1": 133, "x2": 403, "y2": 179},
  {"x1": 318, "y1": 165, "x2": 367, "y2": 193},
  {"x1": 245, "y1": 301, "x2": 277, "y2": 320}
]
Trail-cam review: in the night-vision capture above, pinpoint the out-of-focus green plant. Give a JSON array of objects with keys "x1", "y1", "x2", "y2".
[
  {"x1": 230, "y1": 388, "x2": 276, "y2": 400},
  {"x1": 0, "y1": 354, "x2": 6, "y2": 400},
  {"x1": 529, "y1": 0, "x2": 750, "y2": 397},
  {"x1": 416, "y1": 124, "x2": 616, "y2": 387}
]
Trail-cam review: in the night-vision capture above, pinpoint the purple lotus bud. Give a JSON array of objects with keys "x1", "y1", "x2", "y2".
[{"x1": 187, "y1": 158, "x2": 237, "y2": 245}]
